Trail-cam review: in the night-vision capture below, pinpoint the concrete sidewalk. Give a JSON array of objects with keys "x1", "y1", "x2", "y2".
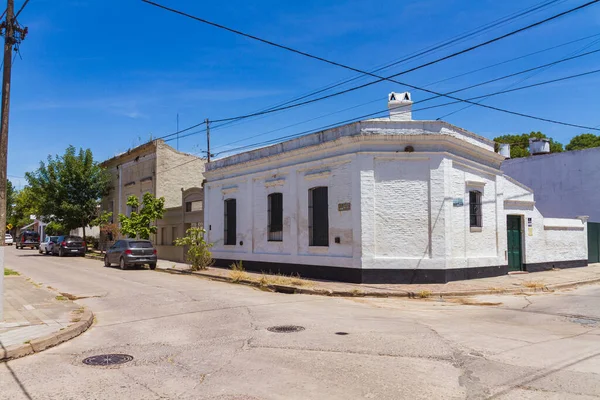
[
  {"x1": 155, "y1": 259, "x2": 600, "y2": 297},
  {"x1": 1, "y1": 272, "x2": 93, "y2": 361}
]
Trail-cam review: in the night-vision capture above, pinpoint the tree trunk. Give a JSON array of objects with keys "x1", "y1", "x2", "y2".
[{"x1": 82, "y1": 225, "x2": 87, "y2": 253}]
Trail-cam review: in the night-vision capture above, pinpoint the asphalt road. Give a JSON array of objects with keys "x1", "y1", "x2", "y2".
[{"x1": 1, "y1": 246, "x2": 599, "y2": 400}]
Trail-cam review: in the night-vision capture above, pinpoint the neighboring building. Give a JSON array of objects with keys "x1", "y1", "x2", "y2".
[
  {"x1": 502, "y1": 146, "x2": 600, "y2": 263},
  {"x1": 100, "y1": 139, "x2": 205, "y2": 262},
  {"x1": 203, "y1": 92, "x2": 588, "y2": 284}
]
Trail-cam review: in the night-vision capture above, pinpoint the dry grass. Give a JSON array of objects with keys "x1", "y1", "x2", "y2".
[
  {"x1": 487, "y1": 287, "x2": 506, "y2": 294},
  {"x1": 447, "y1": 298, "x2": 503, "y2": 306},
  {"x1": 522, "y1": 281, "x2": 546, "y2": 289},
  {"x1": 418, "y1": 290, "x2": 432, "y2": 299},
  {"x1": 255, "y1": 272, "x2": 314, "y2": 287},
  {"x1": 229, "y1": 261, "x2": 249, "y2": 283},
  {"x1": 4, "y1": 268, "x2": 19, "y2": 276},
  {"x1": 55, "y1": 295, "x2": 68, "y2": 301}
]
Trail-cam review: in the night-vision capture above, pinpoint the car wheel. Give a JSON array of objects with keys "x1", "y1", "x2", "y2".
[
  {"x1": 149, "y1": 263, "x2": 156, "y2": 270},
  {"x1": 59, "y1": 248, "x2": 64, "y2": 257},
  {"x1": 45, "y1": 250, "x2": 50, "y2": 255},
  {"x1": 104, "y1": 256, "x2": 111, "y2": 267},
  {"x1": 38, "y1": 248, "x2": 43, "y2": 254},
  {"x1": 119, "y1": 257, "x2": 127, "y2": 270}
]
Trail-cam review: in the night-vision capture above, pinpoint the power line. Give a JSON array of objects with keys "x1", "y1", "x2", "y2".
[
  {"x1": 207, "y1": 0, "x2": 566, "y2": 126},
  {"x1": 209, "y1": 49, "x2": 600, "y2": 152},
  {"x1": 159, "y1": 67, "x2": 600, "y2": 175},
  {"x1": 436, "y1": 36, "x2": 600, "y2": 120},
  {"x1": 13, "y1": 0, "x2": 29, "y2": 20},
  {"x1": 144, "y1": 0, "x2": 600, "y2": 129}
]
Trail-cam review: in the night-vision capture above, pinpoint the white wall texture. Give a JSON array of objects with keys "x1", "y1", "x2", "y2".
[
  {"x1": 501, "y1": 147, "x2": 600, "y2": 222},
  {"x1": 204, "y1": 120, "x2": 588, "y2": 277}
]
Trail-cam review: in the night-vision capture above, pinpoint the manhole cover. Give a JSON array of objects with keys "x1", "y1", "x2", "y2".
[
  {"x1": 335, "y1": 332, "x2": 349, "y2": 335},
  {"x1": 83, "y1": 354, "x2": 134, "y2": 366},
  {"x1": 267, "y1": 325, "x2": 305, "y2": 333}
]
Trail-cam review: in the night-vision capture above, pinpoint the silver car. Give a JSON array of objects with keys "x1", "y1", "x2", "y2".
[
  {"x1": 39, "y1": 236, "x2": 59, "y2": 255},
  {"x1": 104, "y1": 239, "x2": 157, "y2": 270},
  {"x1": 5, "y1": 233, "x2": 13, "y2": 245}
]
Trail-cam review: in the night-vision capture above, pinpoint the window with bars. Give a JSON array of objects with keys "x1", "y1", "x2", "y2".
[
  {"x1": 224, "y1": 199, "x2": 237, "y2": 245},
  {"x1": 469, "y1": 190, "x2": 482, "y2": 228},
  {"x1": 309, "y1": 187, "x2": 329, "y2": 246},
  {"x1": 268, "y1": 193, "x2": 283, "y2": 242}
]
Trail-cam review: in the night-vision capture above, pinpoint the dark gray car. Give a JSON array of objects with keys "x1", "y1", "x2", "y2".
[
  {"x1": 52, "y1": 235, "x2": 86, "y2": 257},
  {"x1": 104, "y1": 239, "x2": 157, "y2": 270}
]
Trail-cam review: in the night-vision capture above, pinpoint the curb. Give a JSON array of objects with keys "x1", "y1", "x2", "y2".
[
  {"x1": 84, "y1": 253, "x2": 104, "y2": 261},
  {"x1": 1, "y1": 308, "x2": 94, "y2": 362},
  {"x1": 156, "y1": 267, "x2": 600, "y2": 299}
]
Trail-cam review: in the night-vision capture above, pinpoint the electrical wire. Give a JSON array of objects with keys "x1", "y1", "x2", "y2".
[
  {"x1": 14, "y1": 0, "x2": 30, "y2": 20},
  {"x1": 144, "y1": 0, "x2": 600, "y2": 130},
  {"x1": 207, "y1": 48, "x2": 600, "y2": 152},
  {"x1": 202, "y1": 0, "x2": 566, "y2": 130}
]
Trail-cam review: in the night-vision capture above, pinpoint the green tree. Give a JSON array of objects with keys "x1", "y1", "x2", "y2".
[
  {"x1": 9, "y1": 186, "x2": 40, "y2": 230},
  {"x1": 45, "y1": 221, "x2": 68, "y2": 236},
  {"x1": 118, "y1": 193, "x2": 165, "y2": 240},
  {"x1": 174, "y1": 227, "x2": 213, "y2": 271},
  {"x1": 494, "y1": 131, "x2": 563, "y2": 158},
  {"x1": 565, "y1": 133, "x2": 600, "y2": 151},
  {"x1": 25, "y1": 146, "x2": 111, "y2": 239}
]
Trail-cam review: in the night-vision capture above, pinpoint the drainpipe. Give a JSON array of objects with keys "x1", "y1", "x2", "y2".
[{"x1": 118, "y1": 165, "x2": 122, "y2": 226}]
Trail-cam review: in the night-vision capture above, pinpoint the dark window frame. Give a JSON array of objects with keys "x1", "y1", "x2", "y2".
[
  {"x1": 267, "y1": 193, "x2": 283, "y2": 242},
  {"x1": 469, "y1": 190, "x2": 483, "y2": 228},
  {"x1": 224, "y1": 198, "x2": 237, "y2": 246},
  {"x1": 309, "y1": 187, "x2": 329, "y2": 247}
]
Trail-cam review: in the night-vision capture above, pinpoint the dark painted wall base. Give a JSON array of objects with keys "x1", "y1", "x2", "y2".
[
  {"x1": 524, "y1": 259, "x2": 588, "y2": 273},
  {"x1": 212, "y1": 259, "x2": 511, "y2": 284}
]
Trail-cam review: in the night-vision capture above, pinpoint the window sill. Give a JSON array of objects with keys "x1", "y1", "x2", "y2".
[{"x1": 470, "y1": 227, "x2": 483, "y2": 232}]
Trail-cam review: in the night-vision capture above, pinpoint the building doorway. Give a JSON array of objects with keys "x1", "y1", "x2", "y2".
[
  {"x1": 588, "y1": 222, "x2": 600, "y2": 263},
  {"x1": 507, "y1": 215, "x2": 523, "y2": 271}
]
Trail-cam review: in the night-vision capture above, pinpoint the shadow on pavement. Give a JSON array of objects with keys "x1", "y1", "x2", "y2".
[{"x1": 0, "y1": 341, "x2": 33, "y2": 400}]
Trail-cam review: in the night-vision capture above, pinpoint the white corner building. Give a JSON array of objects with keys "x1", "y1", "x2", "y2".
[{"x1": 203, "y1": 93, "x2": 588, "y2": 283}]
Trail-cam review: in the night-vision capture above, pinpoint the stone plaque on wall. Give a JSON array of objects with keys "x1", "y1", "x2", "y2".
[{"x1": 338, "y1": 202, "x2": 351, "y2": 212}]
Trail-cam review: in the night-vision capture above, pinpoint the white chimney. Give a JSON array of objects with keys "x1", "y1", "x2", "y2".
[
  {"x1": 499, "y1": 143, "x2": 511, "y2": 158},
  {"x1": 529, "y1": 138, "x2": 550, "y2": 155},
  {"x1": 388, "y1": 92, "x2": 412, "y2": 121}
]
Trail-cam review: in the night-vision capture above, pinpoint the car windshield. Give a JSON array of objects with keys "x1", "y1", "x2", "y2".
[
  {"x1": 129, "y1": 241, "x2": 153, "y2": 248},
  {"x1": 66, "y1": 236, "x2": 83, "y2": 241}
]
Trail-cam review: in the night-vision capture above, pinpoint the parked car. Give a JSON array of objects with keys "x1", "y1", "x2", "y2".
[
  {"x1": 52, "y1": 235, "x2": 86, "y2": 257},
  {"x1": 104, "y1": 239, "x2": 157, "y2": 270},
  {"x1": 39, "y1": 236, "x2": 59, "y2": 255},
  {"x1": 5, "y1": 233, "x2": 13, "y2": 245},
  {"x1": 16, "y1": 231, "x2": 40, "y2": 249}
]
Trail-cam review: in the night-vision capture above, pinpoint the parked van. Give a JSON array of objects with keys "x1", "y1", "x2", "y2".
[{"x1": 16, "y1": 230, "x2": 40, "y2": 250}]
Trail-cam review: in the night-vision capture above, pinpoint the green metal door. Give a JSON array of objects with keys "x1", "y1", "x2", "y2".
[
  {"x1": 507, "y1": 215, "x2": 523, "y2": 271},
  {"x1": 589, "y1": 223, "x2": 600, "y2": 264}
]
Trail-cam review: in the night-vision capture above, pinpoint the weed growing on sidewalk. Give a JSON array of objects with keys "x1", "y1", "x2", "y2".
[
  {"x1": 55, "y1": 295, "x2": 68, "y2": 301},
  {"x1": 230, "y1": 261, "x2": 249, "y2": 283},
  {"x1": 255, "y1": 273, "x2": 314, "y2": 288},
  {"x1": 522, "y1": 281, "x2": 546, "y2": 289},
  {"x1": 4, "y1": 268, "x2": 19, "y2": 276}
]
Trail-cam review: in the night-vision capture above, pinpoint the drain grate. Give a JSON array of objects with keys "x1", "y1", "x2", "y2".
[
  {"x1": 267, "y1": 325, "x2": 305, "y2": 333},
  {"x1": 83, "y1": 354, "x2": 134, "y2": 366}
]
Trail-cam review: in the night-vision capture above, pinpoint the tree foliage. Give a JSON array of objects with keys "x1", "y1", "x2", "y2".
[
  {"x1": 494, "y1": 131, "x2": 563, "y2": 158},
  {"x1": 8, "y1": 186, "x2": 40, "y2": 230},
  {"x1": 565, "y1": 133, "x2": 600, "y2": 151},
  {"x1": 118, "y1": 193, "x2": 165, "y2": 239},
  {"x1": 25, "y1": 146, "x2": 111, "y2": 237},
  {"x1": 174, "y1": 227, "x2": 213, "y2": 271},
  {"x1": 45, "y1": 221, "x2": 68, "y2": 236}
]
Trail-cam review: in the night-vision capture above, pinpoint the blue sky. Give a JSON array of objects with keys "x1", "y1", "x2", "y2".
[{"x1": 8, "y1": 0, "x2": 600, "y2": 188}]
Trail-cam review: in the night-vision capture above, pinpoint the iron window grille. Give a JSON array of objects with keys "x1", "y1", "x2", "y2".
[
  {"x1": 268, "y1": 193, "x2": 283, "y2": 242},
  {"x1": 309, "y1": 187, "x2": 329, "y2": 246},
  {"x1": 224, "y1": 199, "x2": 237, "y2": 245},
  {"x1": 469, "y1": 190, "x2": 482, "y2": 228}
]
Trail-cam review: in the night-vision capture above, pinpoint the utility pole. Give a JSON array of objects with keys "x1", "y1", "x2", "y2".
[
  {"x1": 205, "y1": 118, "x2": 211, "y2": 162},
  {"x1": 0, "y1": 0, "x2": 28, "y2": 321}
]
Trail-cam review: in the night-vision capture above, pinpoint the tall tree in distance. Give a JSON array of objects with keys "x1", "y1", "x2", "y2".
[
  {"x1": 494, "y1": 131, "x2": 563, "y2": 158},
  {"x1": 25, "y1": 146, "x2": 111, "y2": 239},
  {"x1": 566, "y1": 133, "x2": 600, "y2": 151}
]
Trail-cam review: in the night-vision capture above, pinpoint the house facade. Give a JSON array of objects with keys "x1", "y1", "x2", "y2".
[
  {"x1": 502, "y1": 147, "x2": 600, "y2": 263},
  {"x1": 100, "y1": 139, "x2": 205, "y2": 262},
  {"x1": 203, "y1": 92, "x2": 588, "y2": 283}
]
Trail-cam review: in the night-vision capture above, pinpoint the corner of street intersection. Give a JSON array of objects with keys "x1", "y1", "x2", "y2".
[{"x1": 2, "y1": 246, "x2": 599, "y2": 400}]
